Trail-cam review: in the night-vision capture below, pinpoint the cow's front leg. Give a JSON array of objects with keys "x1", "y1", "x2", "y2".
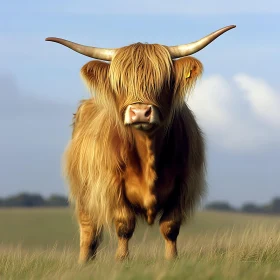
[
  {"x1": 114, "y1": 202, "x2": 135, "y2": 261},
  {"x1": 78, "y1": 208, "x2": 102, "y2": 264},
  {"x1": 159, "y1": 208, "x2": 182, "y2": 260}
]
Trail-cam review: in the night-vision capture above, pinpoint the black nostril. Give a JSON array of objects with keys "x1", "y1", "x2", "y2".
[{"x1": 145, "y1": 107, "x2": 152, "y2": 117}]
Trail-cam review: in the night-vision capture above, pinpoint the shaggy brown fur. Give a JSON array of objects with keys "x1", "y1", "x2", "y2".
[{"x1": 63, "y1": 43, "x2": 206, "y2": 262}]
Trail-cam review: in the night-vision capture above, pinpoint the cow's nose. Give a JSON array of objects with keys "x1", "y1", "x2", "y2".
[{"x1": 130, "y1": 105, "x2": 152, "y2": 123}]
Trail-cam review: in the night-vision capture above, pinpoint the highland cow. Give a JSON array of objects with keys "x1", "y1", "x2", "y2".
[{"x1": 46, "y1": 25, "x2": 236, "y2": 262}]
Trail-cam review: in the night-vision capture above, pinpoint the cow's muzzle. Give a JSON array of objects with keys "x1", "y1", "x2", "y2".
[{"x1": 124, "y1": 103, "x2": 160, "y2": 131}]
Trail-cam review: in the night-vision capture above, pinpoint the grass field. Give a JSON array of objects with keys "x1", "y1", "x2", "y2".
[{"x1": 1, "y1": 208, "x2": 280, "y2": 279}]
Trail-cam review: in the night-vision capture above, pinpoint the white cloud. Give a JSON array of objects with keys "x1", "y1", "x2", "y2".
[
  {"x1": 65, "y1": 0, "x2": 280, "y2": 14},
  {"x1": 234, "y1": 74, "x2": 280, "y2": 128},
  {"x1": 187, "y1": 74, "x2": 280, "y2": 152}
]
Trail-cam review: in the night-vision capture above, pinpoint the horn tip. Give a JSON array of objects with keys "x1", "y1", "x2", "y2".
[{"x1": 45, "y1": 37, "x2": 56, "y2": 42}]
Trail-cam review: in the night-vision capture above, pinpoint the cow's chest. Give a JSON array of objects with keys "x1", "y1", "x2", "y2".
[
  {"x1": 122, "y1": 133, "x2": 179, "y2": 223},
  {"x1": 123, "y1": 164, "x2": 177, "y2": 219}
]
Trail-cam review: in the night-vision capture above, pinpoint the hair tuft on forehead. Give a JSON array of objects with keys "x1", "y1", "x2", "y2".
[{"x1": 109, "y1": 43, "x2": 173, "y2": 101}]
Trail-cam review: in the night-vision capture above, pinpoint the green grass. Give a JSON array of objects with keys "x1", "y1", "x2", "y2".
[{"x1": 1, "y1": 208, "x2": 280, "y2": 279}]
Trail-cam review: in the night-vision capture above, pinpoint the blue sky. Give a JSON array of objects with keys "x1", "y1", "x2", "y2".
[{"x1": 0, "y1": 1, "x2": 279, "y2": 207}]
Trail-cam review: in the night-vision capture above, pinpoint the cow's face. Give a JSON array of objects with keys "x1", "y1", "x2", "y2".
[
  {"x1": 108, "y1": 43, "x2": 174, "y2": 133},
  {"x1": 79, "y1": 43, "x2": 203, "y2": 134}
]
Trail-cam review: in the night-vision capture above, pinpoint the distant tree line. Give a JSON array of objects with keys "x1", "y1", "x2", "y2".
[
  {"x1": 205, "y1": 197, "x2": 280, "y2": 215},
  {"x1": 0, "y1": 193, "x2": 69, "y2": 207},
  {"x1": 1, "y1": 192, "x2": 280, "y2": 214}
]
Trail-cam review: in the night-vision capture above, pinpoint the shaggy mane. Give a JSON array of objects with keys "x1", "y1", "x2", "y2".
[{"x1": 64, "y1": 61, "x2": 133, "y2": 232}]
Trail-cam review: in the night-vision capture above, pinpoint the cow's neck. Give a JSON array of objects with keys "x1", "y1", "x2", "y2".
[{"x1": 132, "y1": 129, "x2": 164, "y2": 172}]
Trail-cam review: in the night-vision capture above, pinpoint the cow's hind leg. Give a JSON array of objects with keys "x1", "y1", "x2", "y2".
[
  {"x1": 78, "y1": 208, "x2": 102, "y2": 264},
  {"x1": 160, "y1": 208, "x2": 182, "y2": 260},
  {"x1": 114, "y1": 202, "x2": 136, "y2": 261}
]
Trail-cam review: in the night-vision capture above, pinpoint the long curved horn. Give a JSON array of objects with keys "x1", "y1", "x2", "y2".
[
  {"x1": 167, "y1": 25, "x2": 236, "y2": 59},
  {"x1": 45, "y1": 37, "x2": 117, "y2": 61}
]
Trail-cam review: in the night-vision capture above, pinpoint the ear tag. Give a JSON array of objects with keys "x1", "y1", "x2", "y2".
[{"x1": 185, "y1": 69, "x2": 192, "y2": 79}]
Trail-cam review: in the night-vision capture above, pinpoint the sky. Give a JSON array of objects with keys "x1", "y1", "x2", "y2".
[{"x1": 0, "y1": 1, "x2": 279, "y2": 207}]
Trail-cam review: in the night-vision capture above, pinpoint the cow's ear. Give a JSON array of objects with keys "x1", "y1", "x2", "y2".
[
  {"x1": 80, "y1": 60, "x2": 111, "y2": 96},
  {"x1": 173, "y1": 56, "x2": 203, "y2": 101}
]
